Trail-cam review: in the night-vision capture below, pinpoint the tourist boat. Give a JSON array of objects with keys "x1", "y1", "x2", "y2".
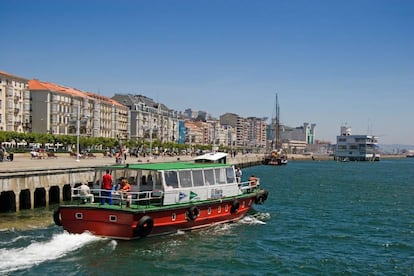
[{"x1": 53, "y1": 152, "x2": 269, "y2": 240}]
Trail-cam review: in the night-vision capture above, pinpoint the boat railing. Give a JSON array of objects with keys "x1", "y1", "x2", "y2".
[
  {"x1": 239, "y1": 178, "x2": 260, "y2": 193},
  {"x1": 71, "y1": 187, "x2": 164, "y2": 207},
  {"x1": 71, "y1": 178, "x2": 260, "y2": 206}
]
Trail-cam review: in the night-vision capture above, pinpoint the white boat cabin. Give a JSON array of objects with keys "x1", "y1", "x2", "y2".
[{"x1": 92, "y1": 159, "x2": 255, "y2": 206}]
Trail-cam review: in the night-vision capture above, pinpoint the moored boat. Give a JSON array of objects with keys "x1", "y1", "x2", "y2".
[
  {"x1": 53, "y1": 153, "x2": 269, "y2": 240},
  {"x1": 264, "y1": 149, "x2": 288, "y2": 166},
  {"x1": 264, "y1": 93, "x2": 288, "y2": 166}
]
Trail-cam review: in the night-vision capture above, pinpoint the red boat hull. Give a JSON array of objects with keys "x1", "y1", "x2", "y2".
[{"x1": 57, "y1": 194, "x2": 260, "y2": 240}]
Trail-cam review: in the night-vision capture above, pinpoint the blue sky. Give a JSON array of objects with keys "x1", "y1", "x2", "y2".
[{"x1": 1, "y1": 0, "x2": 413, "y2": 145}]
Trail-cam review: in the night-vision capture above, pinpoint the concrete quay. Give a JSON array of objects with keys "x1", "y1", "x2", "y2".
[{"x1": 0, "y1": 153, "x2": 264, "y2": 212}]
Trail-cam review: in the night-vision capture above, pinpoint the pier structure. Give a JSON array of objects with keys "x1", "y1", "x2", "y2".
[{"x1": 0, "y1": 154, "x2": 263, "y2": 212}]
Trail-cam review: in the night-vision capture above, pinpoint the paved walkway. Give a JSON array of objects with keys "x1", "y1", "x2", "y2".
[
  {"x1": 0, "y1": 153, "x2": 194, "y2": 173},
  {"x1": 0, "y1": 153, "x2": 264, "y2": 173}
]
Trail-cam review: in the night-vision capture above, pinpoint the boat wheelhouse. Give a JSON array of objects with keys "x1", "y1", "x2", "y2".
[
  {"x1": 334, "y1": 126, "x2": 380, "y2": 162},
  {"x1": 53, "y1": 154, "x2": 268, "y2": 240}
]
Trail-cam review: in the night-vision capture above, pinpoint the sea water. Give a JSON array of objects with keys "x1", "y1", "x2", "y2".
[{"x1": 0, "y1": 158, "x2": 413, "y2": 275}]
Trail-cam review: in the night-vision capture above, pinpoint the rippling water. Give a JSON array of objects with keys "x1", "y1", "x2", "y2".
[{"x1": 1, "y1": 159, "x2": 413, "y2": 275}]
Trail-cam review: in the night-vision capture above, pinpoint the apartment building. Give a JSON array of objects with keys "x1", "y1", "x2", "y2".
[
  {"x1": 111, "y1": 94, "x2": 179, "y2": 143},
  {"x1": 1, "y1": 70, "x2": 276, "y2": 151},
  {"x1": 281, "y1": 122, "x2": 316, "y2": 144},
  {"x1": 219, "y1": 112, "x2": 267, "y2": 150},
  {"x1": 184, "y1": 120, "x2": 205, "y2": 145},
  {"x1": 29, "y1": 79, "x2": 128, "y2": 139},
  {"x1": 0, "y1": 71, "x2": 31, "y2": 132},
  {"x1": 247, "y1": 117, "x2": 267, "y2": 149}
]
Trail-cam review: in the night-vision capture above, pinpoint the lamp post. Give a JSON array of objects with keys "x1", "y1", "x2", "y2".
[
  {"x1": 142, "y1": 124, "x2": 157, "y2": 158},
  {"x1": 76, "y1": 102, "x2": 80, "y2": 162},
  {"x1": 67, "y1": 102, "x2": 86, "y2": 162},
  {"x1": 149, "y1": 126, "x2": 153, "y2": 157}
]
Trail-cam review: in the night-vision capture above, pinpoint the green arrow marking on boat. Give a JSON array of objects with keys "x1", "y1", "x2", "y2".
[{"x1": 190, "y1": 191, "x2": 198, "y2": 200}]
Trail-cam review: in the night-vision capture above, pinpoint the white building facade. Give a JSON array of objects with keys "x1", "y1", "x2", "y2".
[{"x1": 335, "y1": 126, "x2": 380, "y2": 161}]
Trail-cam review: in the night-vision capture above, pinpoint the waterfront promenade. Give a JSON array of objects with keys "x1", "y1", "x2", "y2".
[
  {"x1": 0, "y1": 152, "x2": 264, "y2": 174},
  {"x1": 0, "y1": 152, "x2": 404, "y2": 174},
  {"x1": 0, "y1": 152, "x2": 264, "y2": 212}
]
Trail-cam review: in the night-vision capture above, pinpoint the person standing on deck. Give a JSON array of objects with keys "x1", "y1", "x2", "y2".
[
  {"x1": 235, "y1": 167, "x2": 242, "y2": 183},
  {"x1": 101, "y1": 169, "x2": 113, "y2": 204},
  {"x1": 120, "y1": 178, "x2": 132, "y2": 207}
]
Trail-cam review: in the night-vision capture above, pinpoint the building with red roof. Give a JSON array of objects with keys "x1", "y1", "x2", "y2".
[{"x1": 28, "y1": 79, "x2": 129, "y2": 140}]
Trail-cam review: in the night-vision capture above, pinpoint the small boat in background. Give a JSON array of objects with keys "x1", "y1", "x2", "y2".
[
  {"x1": 53, "y1": 152, "x2": 269, "y2": 240},
  {"x1": 264, "y1": 93, "x2": 288, "y2": 166},
  {"x1": 264, "y1": 149, "x2": 288, "y2": 165}
]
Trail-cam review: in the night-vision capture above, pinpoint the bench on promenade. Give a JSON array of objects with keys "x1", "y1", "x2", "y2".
[
  {"x1": 31, "y1": 152, "x2": 42, "y2": 159},
  {"x1": 86, "y1": 153, "x2": 97, "y2": 158},
  {"x1": 47, "y1": 152, "x2": 58, "y2": 158}
]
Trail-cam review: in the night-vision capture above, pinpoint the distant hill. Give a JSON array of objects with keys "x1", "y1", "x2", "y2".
[{"x1": 379, "y1": 144, "x2": 414, "y2": 154}]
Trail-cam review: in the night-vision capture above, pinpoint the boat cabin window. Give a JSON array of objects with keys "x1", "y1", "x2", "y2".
[
  {"x1": 147, "y1": 174, "x2": 153, "y2": 186},
  {"x1": 214, "y1": 168, "x2": 227, "y2": 184},
  {"x1": 164, "y1": 171, "x2": 179, "y2": 189},
  {"x1": 192, "y1": 170, "x2": 204, "y2": 187},
  {"x1": 204, "y1": 169, "x2": 215, "y2": 185},
  {"x1": 226, "y1": 167, "x2": 236, "y2": 183},
  {"x1": 141, "y1": 175, "x2": 147, "y2": 185},
  {"x1": 179, "y1": 170, "x2": 192, "y2": 188},
  {"x1": 153, "y1": 173, "x2": 162, "y2": 190},
  {"x1": 136, "y1": 171, "x2": 163, "y2": 191}
]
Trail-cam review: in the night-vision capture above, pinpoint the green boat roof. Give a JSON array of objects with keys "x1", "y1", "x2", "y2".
[{"x1": 96, "y1": 162, "x2": 232, "y2": 171}]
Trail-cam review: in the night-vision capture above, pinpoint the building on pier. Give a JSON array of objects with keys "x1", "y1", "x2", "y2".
[{"x1": 334, "y1": 126, "x2": 380, "y2": 161}]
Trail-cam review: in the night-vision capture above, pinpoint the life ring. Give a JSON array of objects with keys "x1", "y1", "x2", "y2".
[
  {"x1": 134, "y1": 216, "x2": 154, "y2": 238},
  {"x1": 53, "y1": 207, "x2": 62, "y2": 226},
  {"x1": 230, "y1": 200, "x2": 240, "y2": 213},
  {"x1": 186, "y1": 206, "x2": 199, "y2": 221}
]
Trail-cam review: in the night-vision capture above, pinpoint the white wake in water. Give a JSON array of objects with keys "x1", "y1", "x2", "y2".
[
  {"x1": 239, "y1": 212, "x2": 271, "y2": 225},
  {"x1": 0, "y1": 231, "x2": 103, "y2": 274}
]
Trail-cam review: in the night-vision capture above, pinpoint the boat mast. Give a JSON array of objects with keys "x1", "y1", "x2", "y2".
[{"x1": 274, "y1": 93, "x2": 280, "y2": 150}]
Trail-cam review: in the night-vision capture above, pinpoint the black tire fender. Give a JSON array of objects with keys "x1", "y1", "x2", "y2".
[
  {"x1": 262, "y1": 190, "x2": 269, "y2": 201},
  {"x1": 255, "y1": 194, "x2": 264, "y2": 205},
  {"x1": 230, "y1": 200, "x2": 240, "y2": 213},
  {"x1": 53, "y1": 207, "x2": 62, "y2": 226},
  {"x1": 134, "y1": 216, "x2": 154, "y2": 238},
  {"x1": 186, "y1": 206, "x2": 199, "y2": 221}
]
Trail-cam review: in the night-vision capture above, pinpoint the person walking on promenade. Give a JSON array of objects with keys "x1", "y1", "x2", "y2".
[{"x1": 101, "y1": 169, "x2": 113, "y2": 204}]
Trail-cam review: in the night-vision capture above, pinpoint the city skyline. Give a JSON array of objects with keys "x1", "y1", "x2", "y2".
[{"x1": 1, "y1": 0, "x2": 413, "y2": 145}]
